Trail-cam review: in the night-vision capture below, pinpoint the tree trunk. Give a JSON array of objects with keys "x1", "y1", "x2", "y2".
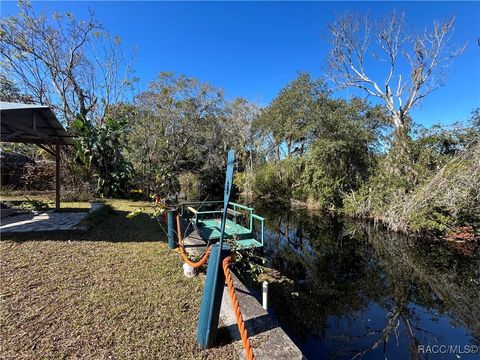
[{"x1": 387, "y1": 122, "x2": 414, "y2": 180}]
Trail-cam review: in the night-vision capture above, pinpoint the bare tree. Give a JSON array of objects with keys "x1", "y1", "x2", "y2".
[
  {"x1": 327, "y1": 11, "x2": 466, "y2": 138},
  {"x1": 0, "y1": 1, "x2": 135, "y2": 124}
]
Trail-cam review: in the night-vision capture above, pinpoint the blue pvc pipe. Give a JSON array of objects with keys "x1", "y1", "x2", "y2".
[
  {"x1": 167, "y1": 210, "x2": 176, "y2": 249},
  {"x1": 197, "y1": 150, "x2": 235, "y2": 349},
  {"x1": 197, "y1": 244, "x2": 230, "y2": 348}
]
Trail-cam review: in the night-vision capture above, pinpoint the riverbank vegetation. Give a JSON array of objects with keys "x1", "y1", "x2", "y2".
[{"x1": 1, "y1": 2, "x2": 478, "y2": 238}]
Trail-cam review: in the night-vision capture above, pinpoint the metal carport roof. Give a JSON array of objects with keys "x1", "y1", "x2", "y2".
[
  {"x1": 0, "y1": 102, "x2": 74, "y2": 146},
  {"x1": 0, "y1": 102, "x2": 75, "y2": 209}
]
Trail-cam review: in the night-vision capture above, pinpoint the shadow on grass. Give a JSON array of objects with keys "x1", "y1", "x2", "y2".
[
  {"x1": 1, "y1": 209, "x2": 167, "y2": 244},
  {"x1": 54, "y1": 207, "x2": 89, "y2": 213}
]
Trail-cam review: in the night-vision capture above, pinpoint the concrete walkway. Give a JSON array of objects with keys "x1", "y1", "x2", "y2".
[{"x1": 0, "y1": 211, "x2": 88, "y2": 233}]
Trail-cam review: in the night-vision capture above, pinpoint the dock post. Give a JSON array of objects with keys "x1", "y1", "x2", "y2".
[
  {"x1": 197, "y1": 150, "x2": 235, "y2": 349},
  {"x1": 197, "y1": 243, "x2": 230, "y2": 348},
  {"x1": 167, "y1": 209, "x2": 176, "y2": 249}
]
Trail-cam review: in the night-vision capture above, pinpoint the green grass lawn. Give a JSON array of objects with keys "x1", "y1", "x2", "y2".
[{"x1": 0, "y1": 199, "x2": 237, "y2": 359}]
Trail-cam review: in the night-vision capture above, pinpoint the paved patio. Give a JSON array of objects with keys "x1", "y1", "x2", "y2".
[{"x1": 0, "y1": 211, "x2": 88, "y2": 233}]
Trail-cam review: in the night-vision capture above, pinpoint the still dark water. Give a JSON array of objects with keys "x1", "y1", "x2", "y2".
[{"x1": 251, "y1": 202, "x2": 480, "y2": 360}]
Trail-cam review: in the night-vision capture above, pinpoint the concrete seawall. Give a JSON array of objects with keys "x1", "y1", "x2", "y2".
[
  {"x1": 179, "y1": 218, "x2": 304, "y2": 359},
  {"x1": 219, "y1": 271, "x2": 303, "y2": 359}
]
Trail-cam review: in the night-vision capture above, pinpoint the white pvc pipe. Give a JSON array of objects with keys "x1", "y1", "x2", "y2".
[
  {"x1": 262, "y1": 281, "x2": 268, "y2": 311},
  {"x1": 183, "y1": 263, "x2": 195, "y2": 278}
]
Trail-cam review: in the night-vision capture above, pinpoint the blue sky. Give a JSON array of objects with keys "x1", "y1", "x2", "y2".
[{"x1": 2, "y1": 1, "x2": 479, "y2": 127}]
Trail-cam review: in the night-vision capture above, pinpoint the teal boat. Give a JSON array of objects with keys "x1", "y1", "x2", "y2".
[{"x1": 179, "y1": 201, "x2": 264, "y2": 249}]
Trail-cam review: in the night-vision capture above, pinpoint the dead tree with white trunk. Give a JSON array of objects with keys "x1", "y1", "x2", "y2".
[{"x1": 327, "y1": 11, "x2": 466, "y2": 169}]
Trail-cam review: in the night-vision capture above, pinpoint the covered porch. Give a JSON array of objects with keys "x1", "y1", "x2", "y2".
[{"x1": 0, "y1": 102, "x2": 75, "y2": 210}]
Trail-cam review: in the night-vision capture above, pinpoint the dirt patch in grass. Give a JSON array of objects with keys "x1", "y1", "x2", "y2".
[{"x1": 0, "y1": 199, "x2": 238, "y2": 359}]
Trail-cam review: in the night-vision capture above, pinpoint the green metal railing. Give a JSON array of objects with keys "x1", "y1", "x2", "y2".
[
  {"x1": 251, "y1": 213, "x2": 265, "y2": 246},
  {"x1": 179, "y1": 200, "x2": 265, "y2": 246},
  {"x1": 180, "y1": 200, "x2": 224, "y2": 217}
]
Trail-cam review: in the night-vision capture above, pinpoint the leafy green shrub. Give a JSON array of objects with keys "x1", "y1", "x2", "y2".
[
  {"x1": 154, "y1": 164, "x2": 180, "y2": 197},
  {"x1": 179, "y1": 172, "x2": 200, "y2": 200},
  {"x1": 349, "y1": 139, "x2": 479, "y2": 234},
  {"x1": 253, "y1": 161, "x2": 295, "y2": 201},
  {"x1": 81, "y1": 204, "x2": 114, "y2": 227},
  {"x1": 198, "y1": 167, "x2": 225, "y2": 199},
  {"x1": 233, "y1": 172, "x2": 247, "y2": 193},
  {"x1": 343, "y1": 187, "x2": 371, "y2": 217},
  {"x1": 234, "y1": 171, "x2": 255, "y2": 200},
  {"x1": 72, "y1": 115, "x2": 133, "y2": 198},
  {"x1": 344, "y1": 113, "x2": 480, "y2": 235},
  {"x1": 20, "y1": 196, "x2": 50, "y2": 212},
  {"x1": 408, "y1": 206, "x2": 453, "y2": 234},
  {"x1": 296, "y1": 133, "x2": 373, "y2": 208}
]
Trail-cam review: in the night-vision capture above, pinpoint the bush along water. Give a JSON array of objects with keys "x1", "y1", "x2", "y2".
[
  {"x1": 343, "y1": 119, "x2": 479, "y2": 239},
  {"x1": 250, "y1": 95, "x2": 479, "y2": 239}
]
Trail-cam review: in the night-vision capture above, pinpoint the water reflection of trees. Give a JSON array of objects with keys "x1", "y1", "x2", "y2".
[
  {"x1": 360, "y1": 222, "x2": 480, "y2": 342},
  {"x1": 260, "y1": 207, "x2": 387, "y2": 341},
  {"x1": 257, "y1": 205, "x2": 480, "y2": 358}
]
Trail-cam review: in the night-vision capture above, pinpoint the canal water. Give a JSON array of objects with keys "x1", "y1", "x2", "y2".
[{"x1": 251, "y1": 202, "x2": 480, "y2": 360}]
